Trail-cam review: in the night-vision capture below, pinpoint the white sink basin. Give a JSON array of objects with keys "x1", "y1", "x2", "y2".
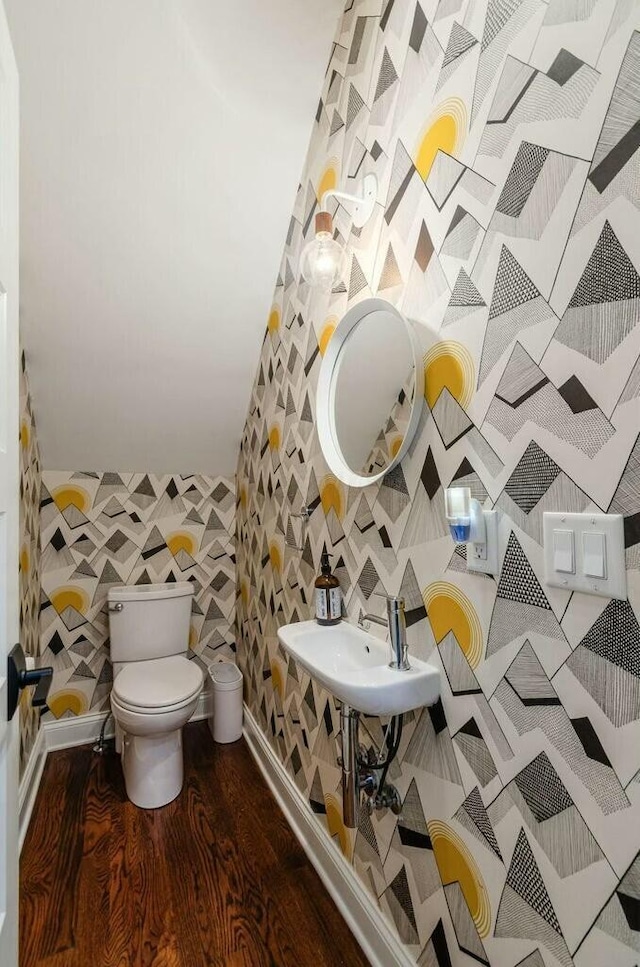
[{"x1": 277, "y1": 620, "x2": 440, "y2": 716}]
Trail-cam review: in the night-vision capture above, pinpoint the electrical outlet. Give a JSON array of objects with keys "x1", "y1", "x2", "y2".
[
  {"x1": 467, "y1": 510, "x2": 499, "y2": 575},
  {"x1": 471, "y1": 542, "x2": 487, "y2": 561}
]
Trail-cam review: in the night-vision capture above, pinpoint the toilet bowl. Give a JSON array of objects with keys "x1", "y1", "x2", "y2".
[
  {"x1": 107, "y1": 583, "x2": 203, "y2": 809},
  {"x1": 111, "y1": 654, "x2": 203, "y2": 808}
]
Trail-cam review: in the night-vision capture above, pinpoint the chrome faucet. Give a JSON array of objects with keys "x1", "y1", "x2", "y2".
[{"x1": 359, "y1": 594, "x2": 411, "y2": 671}]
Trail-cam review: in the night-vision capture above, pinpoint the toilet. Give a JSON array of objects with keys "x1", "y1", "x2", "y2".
[{"x1": 108, "y1": 582, "x2": 203, "y2": 809}]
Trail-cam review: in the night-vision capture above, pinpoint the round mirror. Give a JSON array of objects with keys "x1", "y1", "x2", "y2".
[{"x1": 316, "y1": 298, "x2": 423, "y2": 487}]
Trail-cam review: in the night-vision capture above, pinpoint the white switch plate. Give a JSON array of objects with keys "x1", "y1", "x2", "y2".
[
  {"x1": 543, "y1": 512, "x2": 626, "y2": 599},
  {"x1": 467, "y1": 510, "x2": 499, "y2": 576}
]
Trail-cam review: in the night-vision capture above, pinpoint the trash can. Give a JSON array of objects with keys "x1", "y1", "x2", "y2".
[{"x1": 209, "y1": 662, "x2": 243, "y2": 743}]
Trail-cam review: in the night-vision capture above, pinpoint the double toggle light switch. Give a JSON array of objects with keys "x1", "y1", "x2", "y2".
[
  {"x1": 543, "y1": 512, "x2": 626, "y2": 599},
  {"x1": 552, "y1": 529, "x2": 607, "y2": 578}
]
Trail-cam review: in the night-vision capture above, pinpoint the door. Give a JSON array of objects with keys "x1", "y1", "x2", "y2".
[{"x1": 0, "y1": 0, "x2": 20, "y2": 963}]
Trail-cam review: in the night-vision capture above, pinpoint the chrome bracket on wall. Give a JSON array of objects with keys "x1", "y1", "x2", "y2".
[{"x1": 285, "y1": 505, "x2": 311, "y2": 551}]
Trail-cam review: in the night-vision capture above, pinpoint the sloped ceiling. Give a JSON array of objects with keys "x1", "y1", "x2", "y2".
[{"x1": 6, "y1": 0, "x2": 341, "y2": 473}]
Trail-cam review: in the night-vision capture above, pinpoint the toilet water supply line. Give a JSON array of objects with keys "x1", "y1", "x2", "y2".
[{"x1": 93, "y1": 711, "x2": 112, "y2": 754}]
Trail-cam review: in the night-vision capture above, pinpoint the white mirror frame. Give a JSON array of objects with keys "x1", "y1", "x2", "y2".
[{"x1": 316, "y1": 298, "x2": 424, "y2": 488}]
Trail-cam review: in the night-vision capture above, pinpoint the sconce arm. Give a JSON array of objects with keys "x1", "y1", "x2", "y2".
[
  {"x1": 320, "y1": 187, "x2": 367, "y2": 211},
  {"x1": 319, "y1": 173, "x2": 378, "y2": 230}
]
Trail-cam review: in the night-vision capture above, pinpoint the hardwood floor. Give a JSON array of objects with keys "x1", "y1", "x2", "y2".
[{"x1": 20, "y1": 721, "x2": 369, "y2": 967}]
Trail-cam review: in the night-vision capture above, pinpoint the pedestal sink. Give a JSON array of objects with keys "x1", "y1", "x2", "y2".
[{"x1": 277, "y1": 620, "x2": 440, "y2": 715}]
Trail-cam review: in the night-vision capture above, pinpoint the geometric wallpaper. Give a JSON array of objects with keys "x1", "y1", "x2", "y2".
[
  {"x1": 235, "y1": 1, "x2": 640, "y2": 964},
  {"x1": 18, "y1": 350, "x2": 42, "y2": 777},
  {"x1": 39, "y1": 471, "x2": 235, "y2": 721}
]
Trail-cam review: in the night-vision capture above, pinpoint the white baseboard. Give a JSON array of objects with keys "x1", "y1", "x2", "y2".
[
  {"x1": 242, "y1": 705, "x2": 414, "y2": 967},
  {"x1": 192, "y1": 686, "x2": 213, "y2": 720},
  {"x1": 44, "y1": 708, "x2": 116, "y2": 752},
  {"x1": 18, "y1": 726, "x2": 47, "y2": 854},
  {"x1": 44, "y1": 689, "x2": 213, "y2": 752}
]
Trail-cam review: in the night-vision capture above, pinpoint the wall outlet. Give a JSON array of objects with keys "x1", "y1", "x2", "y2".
[
  {"x1": 470, "y1": 541, "x2": 487, "y2": 561},
  {"x1": 467, "y1": 510, "x2": 499, "y2": 576}
]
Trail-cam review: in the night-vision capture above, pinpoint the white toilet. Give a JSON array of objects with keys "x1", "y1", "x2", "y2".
[{"x1": 108, "y1": 582, "x2": 204, "y2": 809}]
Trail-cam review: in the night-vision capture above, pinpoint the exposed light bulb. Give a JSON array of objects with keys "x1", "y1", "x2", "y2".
[{"x1": 300, "y1": 212, "x2": 348, "y2": 290}]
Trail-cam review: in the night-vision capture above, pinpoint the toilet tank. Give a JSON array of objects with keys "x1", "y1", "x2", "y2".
[{"x1": 108, "y1": 582, "x2": 194, "y2": 662}]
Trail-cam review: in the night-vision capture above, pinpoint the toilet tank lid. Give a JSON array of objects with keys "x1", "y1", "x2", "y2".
[{"x1": 108, "y1": 582, "x2": 195, "y2": 602}]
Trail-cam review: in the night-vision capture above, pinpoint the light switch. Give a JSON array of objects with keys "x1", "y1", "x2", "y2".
[
  {"x1": 583, "y1": 531, "x2": 606, "y2": 579},
  {"x1": 552, "y1": 529, "x2": 574, "y2": 573},
  {"x1": 543, "y1": 512, "x2": 626, "y2": 600}
]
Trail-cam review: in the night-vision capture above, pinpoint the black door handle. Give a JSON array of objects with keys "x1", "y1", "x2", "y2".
[{"x1": 7, "y1": 642, "x2": 53, "y2": 721}]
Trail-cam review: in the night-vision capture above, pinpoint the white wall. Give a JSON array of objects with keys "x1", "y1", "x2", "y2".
[{"x1": 6, "y1": 0, "x2": 342, "y2": 473}]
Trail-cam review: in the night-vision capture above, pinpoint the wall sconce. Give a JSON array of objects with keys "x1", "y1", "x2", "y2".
[
  {"x1": 300, "y1": 173, "x2": 378, "y2": 290},
  {"x1": 445, "y1": 487, "x2": 499, "y2": 575}
]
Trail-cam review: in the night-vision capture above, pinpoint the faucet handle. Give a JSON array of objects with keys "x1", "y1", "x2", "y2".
[
  {"x1": 391, "y1": 595, "x2": 405, "y2": 608},
  {"x1": 371, "y1": 591, "x2": 405, "y2": 611}
]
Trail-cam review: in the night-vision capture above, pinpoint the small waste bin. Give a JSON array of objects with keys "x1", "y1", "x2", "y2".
[{"x1": 209, "y1": 662, "x2": 243, "y2": 743}]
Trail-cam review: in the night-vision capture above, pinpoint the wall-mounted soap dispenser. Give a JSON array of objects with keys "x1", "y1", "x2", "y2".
[{"x1": 445, "y1": 487, "x2": 499, "y2": 575}]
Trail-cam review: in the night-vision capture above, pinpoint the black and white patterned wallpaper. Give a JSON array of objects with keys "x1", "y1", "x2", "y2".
[
  {"x1": 39, "y1": 472, "x2": 236, "y2": 719},
  {"x1": 235, "y1": 1, "x2": 640, "y2": 964}
]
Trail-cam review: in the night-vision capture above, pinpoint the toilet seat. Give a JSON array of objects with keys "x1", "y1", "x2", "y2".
[
  {"x1": 112, "y1": 690, "x2": 199, "y2": 716},
  {"x1": 112, "y1": 654, "x2": 203, "y2": 713}
]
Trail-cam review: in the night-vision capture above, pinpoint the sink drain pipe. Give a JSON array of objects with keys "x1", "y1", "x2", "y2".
[
  {"x1": 340, "y1": 705, "x2": 403, "y2": 828},
  {"x1": 341, "y1": 704, "x2": 361, "y2": 827}
]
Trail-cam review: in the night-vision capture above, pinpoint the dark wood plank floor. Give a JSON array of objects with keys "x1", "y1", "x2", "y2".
[{"x1": 20, "y1": 721, "x2": 369, "y2": 967}]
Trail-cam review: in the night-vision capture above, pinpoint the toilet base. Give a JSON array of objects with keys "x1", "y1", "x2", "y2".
[{"x1": 121, "y1": 727, "x2": 184, "y2": 809}]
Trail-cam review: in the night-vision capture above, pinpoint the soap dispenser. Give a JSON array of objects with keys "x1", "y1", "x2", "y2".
[{"x1": 315, "y1": 551, "x2": 342, "y2": 626}]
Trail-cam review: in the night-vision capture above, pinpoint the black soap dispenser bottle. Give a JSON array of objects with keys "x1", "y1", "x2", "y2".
[{"x1": 315, "y1": 551, "x2": 342, "y2": 626}]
